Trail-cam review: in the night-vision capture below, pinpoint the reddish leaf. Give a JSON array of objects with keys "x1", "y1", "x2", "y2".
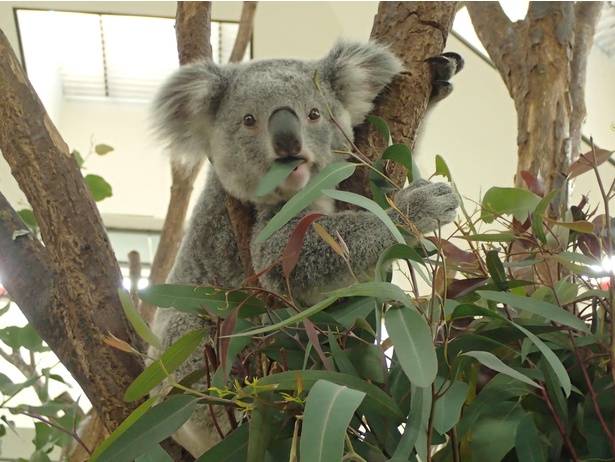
[
  {"x1": 446, "y1": 277, "x2": 490, "y2": 299},
  {"x1": 577, "y1": 233, "x2": 601, "y2": 259},
  {"x1": 520, "y1": 170, "x2": 545, "y2": 197},
  {"x1": 429, "y1": 238, "x2": 481, "y2": 270},
  {"x1": 219, "y1": 306, "x2": 239, "y2": 379},
  {"x1": 566, "y1": 148, "x2": 613, "y2": 179},
  {"x1": 303, "y1": 318, "x2": 331, "y2": 370},
  {"x1": 282, "y1": 213, "x2": 324, "y2": 278}
]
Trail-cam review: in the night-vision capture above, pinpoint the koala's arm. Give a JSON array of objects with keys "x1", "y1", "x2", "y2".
[{"x1": 251, "y1": 180, "x2": 458, "y2": 304}]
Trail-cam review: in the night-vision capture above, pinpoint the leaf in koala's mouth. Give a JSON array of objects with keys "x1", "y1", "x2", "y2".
[{"x1": 255, "y1": 158, "x2": 305, "y2": 197}]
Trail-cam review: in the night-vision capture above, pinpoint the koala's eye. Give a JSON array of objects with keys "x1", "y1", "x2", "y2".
[
  {"x1": 243, "y1": 114, "x2": 256, "y2": 127},
  {"x1": 308, "y1": 108, "x2": 321, "y2": 121}
]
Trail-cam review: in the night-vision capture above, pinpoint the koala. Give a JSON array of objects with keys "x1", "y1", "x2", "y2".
[{"x1": 149, "y1": 40, "x2": 460, "y2": 457}]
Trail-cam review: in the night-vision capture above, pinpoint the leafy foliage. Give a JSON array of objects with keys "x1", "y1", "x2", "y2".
[{"x1": 93, "y1": 135, "x2": 615, "y2": 462}]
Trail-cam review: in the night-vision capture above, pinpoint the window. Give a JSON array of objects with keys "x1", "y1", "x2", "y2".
[{"x1": 15, "y1": 9, "x2": 250, "y2": 102}]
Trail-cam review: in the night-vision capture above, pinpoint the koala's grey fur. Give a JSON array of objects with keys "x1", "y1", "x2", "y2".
[{"x1": 149, "y1": 40, "x2": 459, "y2": 457}]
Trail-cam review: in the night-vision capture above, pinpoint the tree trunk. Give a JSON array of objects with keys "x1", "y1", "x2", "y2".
[
  {"x1": 342, "y1": 1, "x2": 459, "y2": 202},
  {"x1": 0, "y1": 29, "x2": 142, "y2": 431},
  {"x1": 466, "y1": 1, "x2": 603, "y2": 211}
]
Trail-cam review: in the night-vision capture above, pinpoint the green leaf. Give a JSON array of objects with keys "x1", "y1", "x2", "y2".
[
  {"x1": 452, "y1": 303, "x2": 571, "y2": 396},
  {"x1": 391, "y1": 385, "x2": 428, "y2": 459},
  {"x1": 135, "y1": 445, "x2": 172, "y2": 462},
  {"x1": 124, "y1": 329, "x2": 205, "y2": 402},
  {"x1": 85, "y1": 174, "x2": 113, "y2": 201},
  {"x1": 481, "y1": 187, "x2": 541, "y2": 223},
  {"x1": 485, "y1": 250, "x2": 508, "y2": 291},
  {"x1": 300, "y1": 380, "x2": 366, "y2": 462},
  {"x1": 462, "y1": 351, "x2": 541, "y2": 389},
  {"x1": 365, "y1": 115, "x2": 392, "y2": 146},
  {"x1": 118, "y1": 289, "x2": 162, "y2": 350},
  {"x1": 383, "y1": 143, "x2": 420, "y2": 183},
  {"x1": 515, "y1": 415, "x2": 545, "y2": 462},
  {"x1": 323, "y1": 189, "x2": 405, "y2": 244},
  {"x1": 195, "y1": 424, "x2": 249, "y2": 462},
  {"x1": 255, "y1": 159, "x2": 304, "y2": 197},
  {"x1": 477, "y1": 290, "x2": 589, "y2": 333},
  {"x1": 329, "y1": 332, "x2": 358, "y2": 376},
  {"x1": 434, "y1": 155, "x2": 452, "y2": 182},
  {"x1": 531, "y1": 190, "x2": 559, "y2": 244},
  {"x1": 227, "y1": 295, "x2": 339, "y2": 338},
  {"x1": 329, "y1": 281, "x2": 413, "y2": 307},
  {"x1": 138, "y1": 285, "x2": 266, "y2": 319},
  {"x1": 385, "y1": 306, "x2": 437, "y2": 388},
  {"x1": 471, "y1": 401, "x2": 526, "y2": 462},
  {"x1": 71, "y1": 149, "x2": 85, "y2": 167},
  {"x1": 253, "y1": 370, "x2": 403, "y2": 419},
  {"x1": 17, "y1": 209, "x2": 38, "y2": 229},
  {"x1": 456, "y1": 377, "x2": 530, "y2": 438},
  {"x1": 432, "y1": 381, "x2": 469, "y2": 434},
  {"x1": 254, "y1": 161, "x2": 356, "y2": 243},
  {"x1": 327, "y1": 297, "x2": 376, "y2": 330},
  {"x1": 375, "y1": 243, "x2": 429, "y2": 285},
  {"x1": 90, "y1": 395, "x2": 198, "y2": 462},
  {"x1": 95, "y1": 143, "x2": 114, "y2": 155},
  {"x1": 88, "y1": 395, "x2": 157, "y2": 460},
  {"x1": 247, "y1": 394, "x2": 276, "y2": 462}
]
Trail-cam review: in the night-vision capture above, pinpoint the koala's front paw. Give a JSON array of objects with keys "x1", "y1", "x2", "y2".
[
  {"x1": 394, "y1": 180, "x2": 459, "y2": 234},
  {"x1": 426, "y1": 52, "x2": 464, "y2": 102}
]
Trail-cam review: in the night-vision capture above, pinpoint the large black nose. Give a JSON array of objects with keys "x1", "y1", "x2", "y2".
[{"x1": 269, "y1": 107, "x2": 302, "y2": 157}]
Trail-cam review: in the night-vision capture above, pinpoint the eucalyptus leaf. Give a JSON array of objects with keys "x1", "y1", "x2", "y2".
[
  {"x1": 255, "y1": 158, "x2": 304, "y2": 197},
  {"x1": 90, "y1": 395, "x2": 198, "y2": 462},
  {"x1": 481, "y1": 187, "x2": 541, "y2": 223},
  {"x1": 118, "y1": 289, "x2": 162, "y2": 350},
  {"x1": 255, "y1": 161, "x2": 356, "y2": 243},
  {"x1": 138, "y1": 284, "x2": 266, "y2": 319},
  {"x1": 124, "y1": 329, "x2": 205, "y2": 402},
  {"x1": 300, "y1": 380, "x2": 366, "y2": 462},
  {"x1": 477, "y1": 290, "x2": 589, "y2": 333},
  {"x1": 462, "y1": 351, "x2": 541, "y2": 389},
  {"x1": 85, "y1": 174, "x2": 113, "y2": 201},
  {"x1": 515, "y1": 415, "x2": 545, "y2": 462},
  {"x1": 385, "y1": 306, "x2": 437, "y2": 388},
  {"x1": 195, "y1": 425, "x2": 249, "y2": 461},
  {"x1": 321, "y1": 189, "x2": 406, "y2": 244}
]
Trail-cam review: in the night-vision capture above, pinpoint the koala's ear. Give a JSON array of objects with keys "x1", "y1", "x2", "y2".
[
  {"x1": 152, "y1": 61, "x2": 229, "y2": 166},
  {"x1": 318, "y1": 40, "x2": 403, "y2": 126}
]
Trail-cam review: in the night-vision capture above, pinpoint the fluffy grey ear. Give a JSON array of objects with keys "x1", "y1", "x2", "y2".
[
  {"x1": 152, "y1": 61, "x2": 229, "y2": 166},
  {"x1": 318, "y1": 40, "x2": 403, "y2": 126}
]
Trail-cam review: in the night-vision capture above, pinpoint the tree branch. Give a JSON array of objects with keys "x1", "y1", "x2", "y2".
[
  {"x1": 0, "y1": 28, "x2": 143, "y2": 431},
  {"x1": 466, "y1": 2, "x2": 517, "y2": 91},
  {"x1": 229, "y1": 2, "x2": 257, "y2": 63},
  {"x1": 569, "y1": 2, "x2": 603, "y2": 159},
  {"x1": 143, "y1": 2, "x2": 213, "y2": 323},
  {"x1": 343, "y1": 1, "x2": 459, "y2": 201}
]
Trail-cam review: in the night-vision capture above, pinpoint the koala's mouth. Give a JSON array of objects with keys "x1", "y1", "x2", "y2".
[{"x1": 275, "y1": 156, "x2": 308, "y2": 172}]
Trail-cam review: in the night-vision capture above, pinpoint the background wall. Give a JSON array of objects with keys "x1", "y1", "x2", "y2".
[{"x1": 0, "y1": 2, "x2": 614, "y2": 459}]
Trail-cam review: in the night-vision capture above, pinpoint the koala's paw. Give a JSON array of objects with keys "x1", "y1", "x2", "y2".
[
  {"x1": 394, "y1": 180, "x2": 459, "y2": 234},
  {"x1": 425, "y1": 52, "x2": 464, "y2": 103}
]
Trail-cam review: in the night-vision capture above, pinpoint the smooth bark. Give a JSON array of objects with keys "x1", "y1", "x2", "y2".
[{"x1": 467, "y1": 1, "x2": 603, "y2": 210}]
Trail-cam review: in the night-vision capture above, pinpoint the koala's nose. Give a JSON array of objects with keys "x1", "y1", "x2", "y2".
[{"x1": 269, "y1": 107, "x2": 302, "y2": 158}]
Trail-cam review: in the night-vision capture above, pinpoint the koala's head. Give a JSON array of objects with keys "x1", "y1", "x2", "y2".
[{"x1": 153, "y1": 40, "x2": 402, "y2": 205}]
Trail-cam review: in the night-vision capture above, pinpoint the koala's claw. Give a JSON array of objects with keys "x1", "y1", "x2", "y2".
[{"x1": 426, "y1": 52, "x2": 464, "y2": 103}]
